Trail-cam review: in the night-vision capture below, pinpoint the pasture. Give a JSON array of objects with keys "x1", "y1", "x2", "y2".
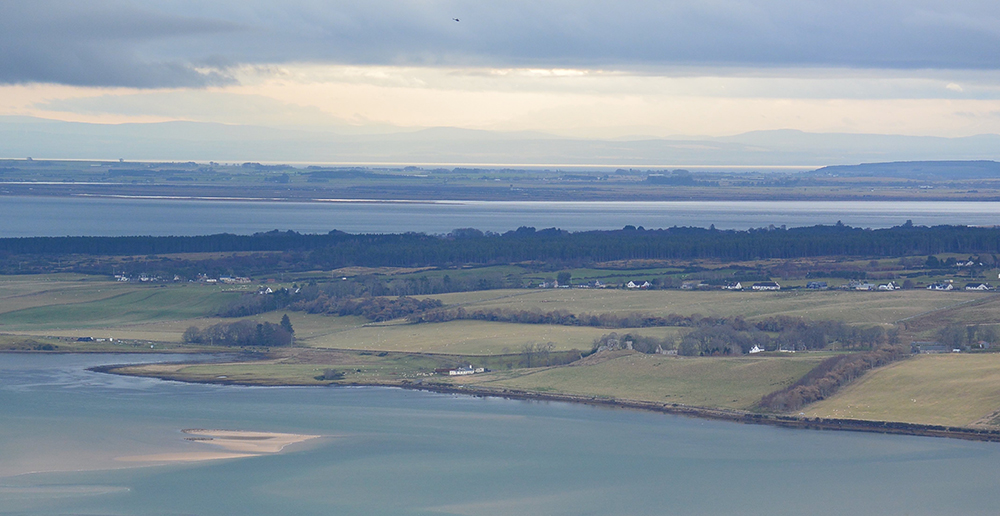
[
  {"x1": 804, "y1": 353, "x2": 1000, "y2": 427},
  {"x1": 466, "y1": 351, "x2": 828, "y2": 410},
  {"x1": 425, "y1": 288, "x2": 978, "y2": 325}
]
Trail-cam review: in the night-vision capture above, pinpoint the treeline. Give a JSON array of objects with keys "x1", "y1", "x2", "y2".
[
  {"x1": 5, "y1": 224, "x2": 1000, "y2": 270},
  {"x1": 219, "y1": 288, "x2": 296, "y2": 317},
  {"x1": 592, "y1": 332, "x2": 675, "y2": 354},
  {"x1": 678, "y1": 317, "x2": 894, "y2": 355},
  {"x1": 587, "y1": 317, "x2": 895, "y2": 356},
  {"x1": 410, "y1": 307, "x2": 894, "y2": 354},
  {"x1": 297, "y1": 296, "x2": 442, "y2": 322},
  {"x1": 410, "y1": 307, "x2": 722, "y2": 328},
  {"x1": 759, "y1": 345, "x2": 907, "y2": 411},
  {"x1": 182, "y1": 319, "x2": 293, "y2": 347},
  {"x1": 217, "y1": 274, "x2": 515, "y2": 319}
]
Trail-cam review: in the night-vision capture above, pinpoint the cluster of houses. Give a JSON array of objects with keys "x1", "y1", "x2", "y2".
[
  {"x1": 749, "y1": 344, "x2": 796, "y2": 354},
  {"x1": 926, "y1": 281, "x2": 992, "y2": 291},
  {"x1": 566, "y1": 278, "x2": 995, "y2": 292},
  {"x1": 723, "y1": 281, "x2": 781, "y2": 291},
  {"x1": 196, "y1": 274, "x2": 252, "y2": 285},
  {"x1": 114, "y1": 273, "x2": 179, "y2": 283},
  {"x1": 114, "y1": 273, "x2": 253, "y2": 284}
]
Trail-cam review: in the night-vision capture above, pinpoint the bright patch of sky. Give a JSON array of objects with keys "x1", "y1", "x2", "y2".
[{"x1": 4, "y1": 1, "x2": 1000, "y2": 138}]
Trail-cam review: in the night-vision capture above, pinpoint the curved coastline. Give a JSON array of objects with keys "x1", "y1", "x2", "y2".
[{"x1": 89, "y1": 363, "x2": 1000, "y2": 444}]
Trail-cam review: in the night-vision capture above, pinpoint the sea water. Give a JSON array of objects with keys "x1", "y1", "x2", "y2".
[
  {"x1": 2, "y1": 196, "x2": 1000, "y2": 236},
  {"x1": 1, "y1": 353, "x2": 999, "y2": 515}
]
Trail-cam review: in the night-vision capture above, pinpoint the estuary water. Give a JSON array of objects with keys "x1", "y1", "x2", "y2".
[
  {"x1": 2, "y1": 354, "x2": 1000, "y2": 516},
  {"x1": 1, "y1": 196, "x2": 1000, "y2": 236}
]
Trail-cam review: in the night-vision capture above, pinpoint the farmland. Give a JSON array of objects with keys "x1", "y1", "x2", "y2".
[
  {"x1": 805, "y1": 354, "x2": 1000, "y2": 427},
  {"x1": 460, "y1": 351, "x2": 830, "y2": 410},
  {"x1": 4, "y1": 273, "x2": 1000, "y2": 431}
]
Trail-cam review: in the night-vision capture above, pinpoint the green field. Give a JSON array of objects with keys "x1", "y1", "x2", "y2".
[
  {"x1": 465, "y1": 351, "x2": 828, "y2": 410},
  {"x1": 114, "y1": 350, "x2": 448, "y2": 385},
  {"x1": 8, "y1": 273, "x2": 1000, "y2": 430},
  {"x1": 298, "y1": 319, "x2": 679, "y2": 355},
  {"x1": 426, "y1": 288, "x2": 978, "y2": 324},
  {"x1": 804, "y1": 354, "x2": 1000, "y2": 426},
  {"x1": 0, "y1": 285, "x2": 240, "y2": 330},
  {"x1": 0, "y1": 274, "x2": 132, "y2": 314}
]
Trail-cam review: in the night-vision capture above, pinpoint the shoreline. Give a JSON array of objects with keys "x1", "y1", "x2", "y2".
[{"x1": 89, "y1": 363, "x2": 1000, "y2": 444}]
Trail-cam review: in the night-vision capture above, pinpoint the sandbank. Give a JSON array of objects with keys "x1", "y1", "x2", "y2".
[
  {"x1": 115, "y1": 429, "x2": 321, "y2": 465},
  {"x1": 181, "y1": 429, "x2": 322, "y2": 453}
]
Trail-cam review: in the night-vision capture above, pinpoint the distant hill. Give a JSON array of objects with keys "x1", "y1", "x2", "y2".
[
  {"x1": 3, "y1": 116, "x2": 1000, "y2": 167},
  {"x1": 813, "y1": 161, "x2": 1000, "y2": 180}
]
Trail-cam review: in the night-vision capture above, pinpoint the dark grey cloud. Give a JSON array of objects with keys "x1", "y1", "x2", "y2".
[
  {"x1": 0, "y1": 1, "x2": 239, "y2": 87},
  {"x1": 5, "y1": 0, "x2": 1000, "y2": 88}
]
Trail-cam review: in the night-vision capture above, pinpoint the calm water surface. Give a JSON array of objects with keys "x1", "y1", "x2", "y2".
[
  {"x1": 2, "y1": 196, "x2": 1000, "y2": 236},
  {"x1": 1, "y1": 354, "x2": 999, "y2": 515}
]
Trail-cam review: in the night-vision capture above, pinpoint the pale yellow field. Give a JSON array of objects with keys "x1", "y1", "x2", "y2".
[
  {"x1": 300, "y1": 320, "x2": 682, "y2": 355},
  {"x1": 805, "y1": 354, "x2": 1000, "y2": 427},
  {"x1": 427, "y1": 289, "x2": 976, "y2": 324},
  {"x1": 467, "y1": 351, "x2": 827, "y2": 409}
]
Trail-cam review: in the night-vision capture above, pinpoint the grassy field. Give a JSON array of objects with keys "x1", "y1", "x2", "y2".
[
  {"x1": 0, "y1": 283, "x2": 240, "y2": 331},
  {"x1": 113, "y1": 351, "x2": 446, "y2": 385},
  {"x1": 425, "y1": 288, "x2": 978, "y2": 324},
  {"x1": 0, "y1": 274, "x2": 131, "y2": 314},
  {"x1": 298, "y1": 319, "x2": 679, "y2": 355},
  {"x1": 111, "y1": 348, "x2": 545, "y2": 385},
  {"x1": 111, "y1": 347, "x2": 827, "y2": 410},
  {"x1": 804, "y1": 354, "x2": 1000, "y2": 427},
  {"x1": 464, "y1": 351, "x2": 828, "y2": 410}
]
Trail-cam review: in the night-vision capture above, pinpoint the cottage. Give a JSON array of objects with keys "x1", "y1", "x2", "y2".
[
  {"x1": 626, "y1": 281, "x2": 651, "y2": 289},
  {"x1": 723, "y1": 282, "x2": 743, "y2": 290},
  {"x1": 927, "y1": 283, "x2": 953, "y2": 291},
  {"x1": 965, "y1": 283, "x2": 991, "y2": 291},
  {"x1": 877, "y1": 281, "x2": 900, "y2": 291},
  {"x1": 748, "y1": 345, "x2": 764, "y2": 354},
  {"x1": 751, "y1": 281, "x2": 780, "y2": 291},
  {"x1": 448, "y1": 365, "x2": 485, "y2": 376},
  {"x1": 912, "y1": 342, "x2": 948, "y2": 354}
]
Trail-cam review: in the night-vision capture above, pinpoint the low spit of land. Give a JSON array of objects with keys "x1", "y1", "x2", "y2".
[
  {"x1": 116, "y1": 429, "x2": 321, "y2": 465},
  {"x1": 4, "y1": 274, "x2": 1000, "y2": 439}
]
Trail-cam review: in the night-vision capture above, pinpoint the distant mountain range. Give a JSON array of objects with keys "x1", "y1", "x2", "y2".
[{"x1": 4, "y1": 116, "x2": 1000, "y2": 168}]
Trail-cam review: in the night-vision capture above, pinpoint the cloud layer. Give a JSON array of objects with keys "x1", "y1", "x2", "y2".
[{"x1": 5, "y1": 1, "x2": 1000, "y2": 87}]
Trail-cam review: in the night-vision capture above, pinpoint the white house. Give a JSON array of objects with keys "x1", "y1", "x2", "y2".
[
  {"x1": 877, "y1": 281, "x2": 900, "y2": 291},
  {"x1": 751, "y1": 281, "x2": 780, "y2": 291},
  {"x1": 749, "y1": 345, "x2": 764, "y2": 354},
  {"x1": 723, "y1": 282, "x2": 743, "y2": 290},
  {"x1": 626, "y1": 281, "x2": 651, "y2": 289},
  {"x1": 927, "y1": 283, "x2": 954, "y2": 291},
  {"x1": 448, "y1": 365, "x2": 485, "y2": 376},
  {"x1": 965, "y1": 283, "x2": 991, "y2": 291}
]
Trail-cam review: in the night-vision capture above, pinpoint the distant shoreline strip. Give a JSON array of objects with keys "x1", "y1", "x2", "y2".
[{"x1": 90, "y1": 364, "x2": 1000, "y2": 444}]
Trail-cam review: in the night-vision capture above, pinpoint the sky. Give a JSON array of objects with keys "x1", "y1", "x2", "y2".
[{"x1": 5, "y1": 1, "x2": 1000, "y2": 139}]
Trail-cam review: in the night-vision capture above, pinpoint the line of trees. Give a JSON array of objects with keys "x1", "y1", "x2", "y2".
[
  {"x1": 5, "y1": 224, "x2": 1000, "y2": 273},
  {"x1": 587, "y1": 317, "x2": 896, "y2": 356},
  {"x1": 298, "y1": 295, "x2": 443, "y2": 322},
  {"x1": 410, "y1": 307, "x2": 723, "y2": 328},
  {"x1": 758, "y1": 345, "x2": 907, "y2": 411},
  {"x1": 183, "y1": 318, "x2": 294, "y2": 347}
]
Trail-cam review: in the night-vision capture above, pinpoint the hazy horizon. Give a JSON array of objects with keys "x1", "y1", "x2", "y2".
[{"x1": 6, "y1": 1, "x2": 1000, "y2": 163}]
